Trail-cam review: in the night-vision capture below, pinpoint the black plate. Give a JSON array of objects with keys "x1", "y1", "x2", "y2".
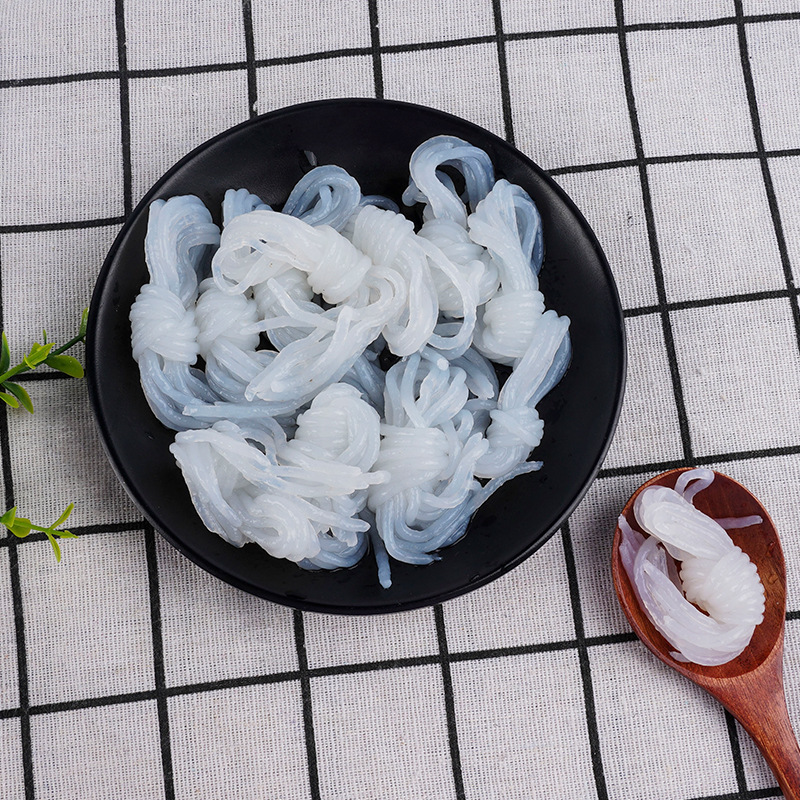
[{"x1": 87, "y1": 98, "x2": 626, "y2": 614}]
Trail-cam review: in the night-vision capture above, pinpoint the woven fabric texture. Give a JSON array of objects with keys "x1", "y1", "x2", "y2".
[{"x1": 2, "y1": 1, "x2": 800, "y2": 799}]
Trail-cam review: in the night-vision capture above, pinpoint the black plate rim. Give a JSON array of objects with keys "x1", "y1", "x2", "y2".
[{"x1": 87, "y1": 97, "x2": 627, "y2": 615}]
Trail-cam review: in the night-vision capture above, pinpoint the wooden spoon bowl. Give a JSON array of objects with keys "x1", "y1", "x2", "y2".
[{"x1": 611, "y1": 468, "x2": 800, "y2": 797}]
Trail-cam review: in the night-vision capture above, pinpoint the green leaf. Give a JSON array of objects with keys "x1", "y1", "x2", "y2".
[
  {"x1": 8, "y1": 518, "x2": 32, "y2": 539},
  {"x1": 4, "y1": 382, "x2": 33, "y2": 413},
  {"x1": 23, "y1": 342, "x2": 53, "y2": 369},
  {"x1": 78, "y1": 308, "x2": 89, "y2": 339},
  {"x1": 0, "y1": 333, "x2": 10, "y2": 375},
  {"x1": 0, "y1": 391, "x2": 19, "y2": 409},
  {"x1": 41, "y1": 329, "x2": 47, "y2": 344},
  {"x1": 1, "y1": 504, "x2": 77, "y2": 558},
  {"x1": 52, "y1": 503, "x2": 74, "y2": 529},
  {"x1": 45, "y1": 531, "x2": 62, "y2": 562},
  {"x1": 45, "y1": 354, "x2": 84, "y2": 379}
]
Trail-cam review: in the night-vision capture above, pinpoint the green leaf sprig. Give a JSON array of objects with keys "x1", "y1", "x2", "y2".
[
  {"x1": 0, "y1": 308, "x2": 88, "y2": 561},
  {"x1": 0, "y1": 308, "x2": 88, "y2": 412},
  {"x1": 1, "y1": 504, "x2": 77, "y2": 562}
]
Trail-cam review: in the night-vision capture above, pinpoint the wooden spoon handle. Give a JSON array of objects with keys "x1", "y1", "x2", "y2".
[{"x1": 723, "y1": 682, "x2": 800, "y2": 799}]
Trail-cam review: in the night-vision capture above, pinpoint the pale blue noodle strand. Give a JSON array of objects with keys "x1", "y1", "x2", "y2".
[
  {"x1": 130, "y1": 196, "x2": 224, "y2": 431},
  {"x1": 509, "y1": 183, "x2": 544, "y2": 275},
  {"x1": 402, "y1": 135, "x2": 495, "y2": 225},
  {"x1": 359, "y1": 194, "x2": 400, "y2": 213},
  {"x1": 222, "y1": 188, "x2": 271, "y2": 227},
  {"x1": 282, "y1": 165, "x2": 362, "y2": 231}
]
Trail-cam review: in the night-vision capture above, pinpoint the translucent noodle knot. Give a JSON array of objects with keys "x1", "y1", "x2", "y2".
[
  {"x1": 619, "y1": 469, "x2": 766, "y2": 666},
  {"x1": 195, "y1": 280, "x2": 260, "y2": 358},
  {"x1": 476, "y1": 289, "x2": 545, "y2": 363},
  {"x1": 130, "y1": 284, "x2": 199, "y2": 364}
]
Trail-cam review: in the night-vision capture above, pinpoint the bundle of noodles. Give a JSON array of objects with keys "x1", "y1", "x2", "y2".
[
  {"x1": 368, "y1": 352, "x2": 489, "y2": 578},
  {"x1": 346, "y1": 204, "x2": 479, "y2": 359},
  {"x1": 474, "y1": 310, "x2": 570, "y2": 478},
  {"x1": 130, "y1": 134, "x2": 574, "y2": 587},
  {"x1": 619, "y1": 468, "x2": 765, "y2": 665},
  {"x1": 470, "y1": 179, "x2": 546, "y2": 364},
  {"x1": 171, "y1": 384, "x2": 387, "y2": 564},
  {"x1": 130, "y1": 196, "x2": 222, "y2": 431},
  {"x1": 182, "y1": 279, "x2": 301, "y2": 423},
  {"x1": 212, "y1": 210, "x2": 406, "y2": 404},
  {"x1": 405, "y1": 136, "x2": 500, "y2": 320}
]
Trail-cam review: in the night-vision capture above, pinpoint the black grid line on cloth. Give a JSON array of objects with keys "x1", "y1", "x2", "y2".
[
  {"x1": 0, "y1": 253, "x2": 34, "y2": 799},
  {"x1": 6, "y1": 145, "x2": 800, "y2": 237},
  {"x1": 614, "y1": 0, "x2": 693, "y2": 464},
  {"x1": 241, "y1": 0, "x2": 258, "y2": 119},
  {"x1": 0, "y1": 630, "x2": 651, "y2": 723},
  {"x1": 367, "y1": 0, "x2": 383, "y2": 98},
  {"x1": 733, "y1": 0, "x2": 800, "y2": 359},
  {"x1": 114, "y1": 0, "x2": 133, "y2": 217},
  {"x1": 4, "y1": 11, "x2": 800, "y2": 92},
  {"x1": 560, "y1": 522, "x2": 608, "y2": 800},
  {"x1": 615, "y1": 1, "x2": 754, "y2": 780},
  {"x1": 433, "y1": 604, "x2": 466, "y2": 800},
  {"x1": 722, "y1": 711, "x2": 748, "y2": 797},
  {"x1": 0, "y1": 218, "x2": 126, "y2": 235},
  {"x1": 730, "y1": 10, "x2": 800, "y2": 791},
  {"x1": 490, "y1": 0, "x2": 514, "y2": 146},
  {"x1": 548, "y1": 147, "x2": 800, "y2": 175},
  {"x1": 293, "y1": 610, "x2": 321, "y2": 800},
  {"x1": 689, "y1": 790, "x2": 782, "y2": 800},
  {"x1": 598, "y1": 443, "x2": 800, "y2": 479},
  {"x1": 621, "y1": 288, "x2": 800, "y2": 318},
  {"x1": 0, "y1": 520, "x2": 144, "y2": 550},
  {"x1": 143, "y1": 523, "x2": 175, "y2": 800}
]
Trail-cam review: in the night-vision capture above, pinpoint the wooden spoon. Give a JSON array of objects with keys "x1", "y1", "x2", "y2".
[{"x1": 611, "y1": 468, "x2": 800, "y2": 798}]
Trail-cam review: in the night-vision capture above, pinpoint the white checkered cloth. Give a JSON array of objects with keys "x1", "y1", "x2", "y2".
[{"x1": 2, "y1": 1, "x2": 800, "y2": 798}]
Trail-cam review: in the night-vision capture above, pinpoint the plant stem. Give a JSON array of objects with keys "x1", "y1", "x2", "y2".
[
  {"x1": 0, "y1": 331, "x2": 85, "y2": 384},
  {"x1": 0, "y1": 363, "x2": 28, "y2": 385},
  {"x1": 50, "y1": 331, "x2": 86, "y2": 357}
]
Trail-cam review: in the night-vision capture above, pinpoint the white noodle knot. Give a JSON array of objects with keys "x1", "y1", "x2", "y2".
[
  {"x1": 369, "y1": 427, "x2": 451, "y2": 505},
  {"x1": 680, "y1": 547, "x2": 765, "y2": 626},
  {"x1": 474, "y1": 310, "x2": 569, "y2": 478},
  {"x1": 130, "y1": 284, "x2": 199, "y2": 364},
  {"x1": 212, "y1": 210, "x2": 373, "y2": 304},
  {"x1": 171, "y1": 418, "x2": 377, "y2": 563},
  {"x1": 486, "y1": 406, "x2": 543, "y2": 449},
  {"x1": 291, "y1": 383, "x2": 382, "y2": 473},
  {"x1": 306, "y1": 225, "x2": 373, "y2": 303},
  {"x1": 347, "y1": 205, "x2": 438, "y2": 356},
  {"x1": 195, "y1": 280, "x2": 260, "y2": 358},
  {"x1": 476, "y1": 289, "x2": 545, "y2": 363},
  {"x1": 620, "y1": 469, "x2": 766, "y2": 666},
  {"x1": 418, "y1": 217, "x2": 499, "y2": 308}
]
